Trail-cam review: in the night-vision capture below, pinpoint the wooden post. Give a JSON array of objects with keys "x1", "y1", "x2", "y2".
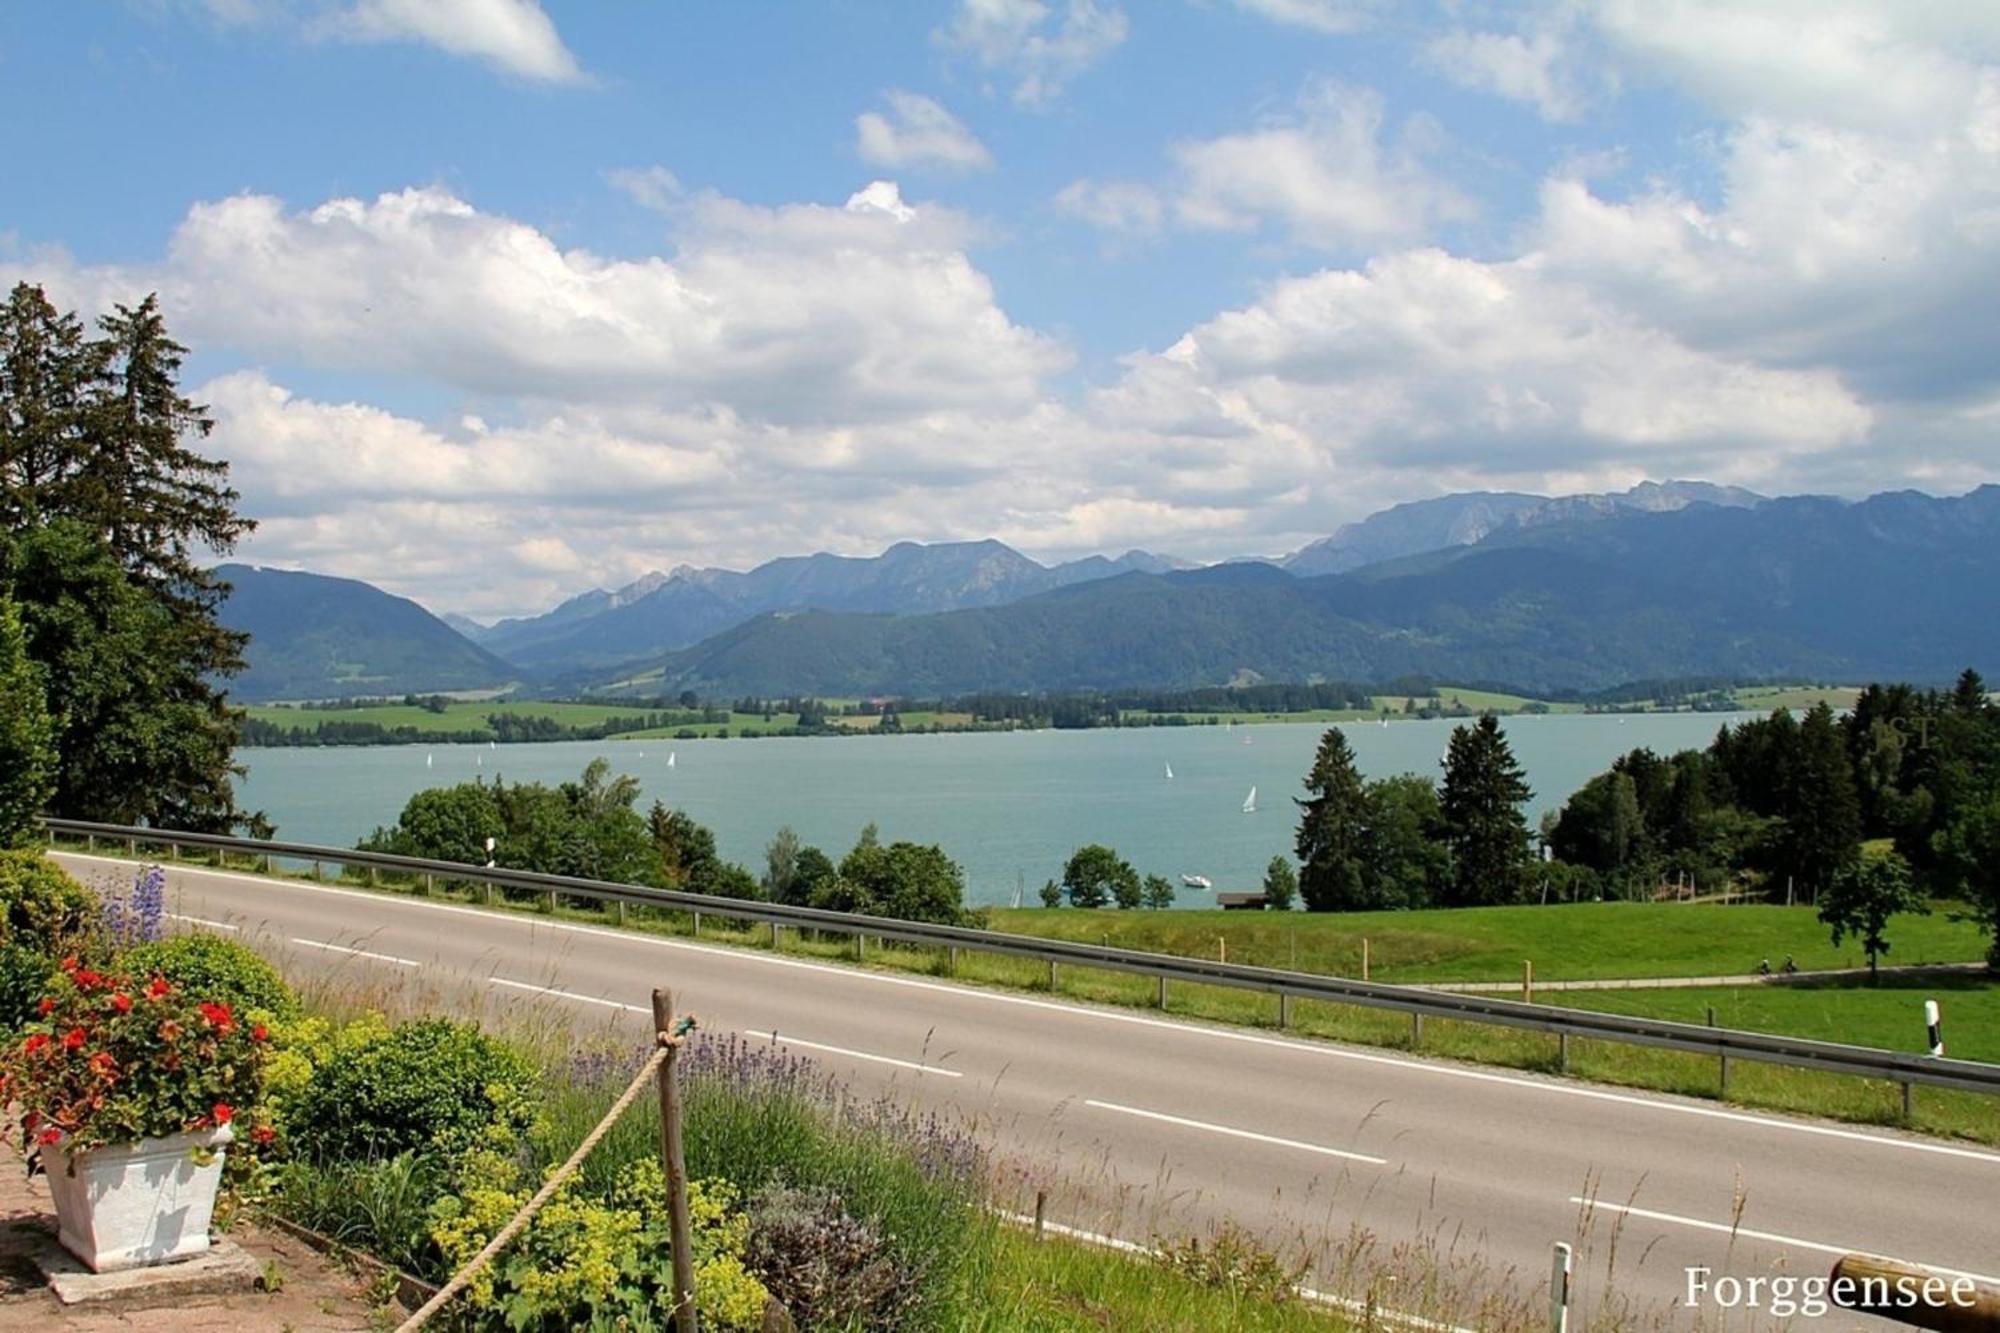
[
  {"x1": 1033, "y1": 1189, "x2": 1048, "y2": 1242},
  {"x1": 1218, "y1": 936, "x2": 1227, "y2": 964},
  {"x1": 1523, "y1": 959, "x2": 1534, "y2": 1004},
  {"x1": 1362, "y1": 937, "x2": 1370, "y2": 982},
  {"x1": 651, "y1": 990, "x2": 699, "y2": 1333},
  {"x1": 1829, "y1": 1254, "x2": 2000, "y2": 1330}
]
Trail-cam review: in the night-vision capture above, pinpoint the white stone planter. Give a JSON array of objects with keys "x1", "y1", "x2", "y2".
[{"x1": 45, "y1": 1124, "x2": 233, "y2": 1272}]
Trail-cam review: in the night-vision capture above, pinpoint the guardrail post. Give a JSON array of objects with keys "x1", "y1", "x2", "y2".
[
  {"x1": 1901, "y1": 1080, "x2": 1914, "y2": 1123},
  {"x1": 126, "y1": 836, "x2": 136, "y2": 855},
  {"x1": 311, "y1": 858, "x2": 320, "y2": 881},
  {"x1": 1549, "y1": 1242, "x2": 1572, "y2": 1333},
  {"x1": 616, "y1": 899, "x2": 628, "y2": 925},
  {"x1": 854, "y1": 931, "x2": 864, "y2": 960},
  {"x1": 946, "y1": 944, "x2": 957, "y2": 974},
  {"x1": 367, "y1": 865, "x2": 377, "y2": 887},
  {"x1": 168, "y1": 842, "x2": 178, "y2": 863},
  {"x1": 85, "y1": 833, "x2": 95, "y2": 853},
  {"x1": 1278, "y1": 992, "x2": 1291, "y2": 1029},
  {"x1": 691, "y1": 910, "x2": 701, "y2": 937},
  {"x1": 1411, "y1": 1012, "x2": 1424, "y2": 1047},
  {"x1": 1156, "y1": 975, "x2": 1168, "y2": 1010},
  {"x1": 1523, "y1": 958, "x2": 1534, "y2": 1003},
  {"x1": 482, "y1": 882, "x2": 495, "y2": 906},
  {"x1": 1047, "y1": 960, "x2": 1058, "y2": 991},
  {"x1": 544, "y1": 889, "x2": 557, "y2": 914},
  {"x1": 1558, "y1": 1031, "x2": 1569, "y2": 1074},
  {"x1": 1361, "y1": 936, "x2": 1370, "y2": 982},
  {"x1": 1719, "y1": 1052, "x2": 1732, "y2": 1097},
  {"x1": 423, "y1": 872, "x2": 434, "y2": 896}
]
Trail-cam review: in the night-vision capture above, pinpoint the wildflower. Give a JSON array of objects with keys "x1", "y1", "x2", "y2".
[
  {"x1": 62, "y1": 1028, "x2": 87, "y2": 1052},
  {"x1": 108, "y1": 993, "x2": 132, "y2": 1015}
]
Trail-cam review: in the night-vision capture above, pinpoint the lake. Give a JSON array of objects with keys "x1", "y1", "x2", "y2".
[{"x1": 233, "y1": 713, "x2": 1753, "y2": 908}]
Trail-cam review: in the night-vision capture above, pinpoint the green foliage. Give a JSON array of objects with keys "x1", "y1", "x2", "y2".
[
  {"x1": 814, "y1": 835, "x2": 968, "y2": 925},
  {"x1": 1037, "y1": 878, "x2": 1063, "y2": 908},
  {"x1": 1140, "y1": 873, "x2": 1175, "y2": 910},
  {"x1": 1260, "y1": 857, "x2": 1297, "y2": 911},
  {"x1": 430, "y1": 1155, "x2": 771, "y2": 1332},
  {"x1": 271, "y1": 1150, "x2": 446, "y2": 1276},
  {"x1": 1357, "y1": 774, "x2": 1449, "y2": 910},
  {"x1": 0, "y1": 942, "x2": 57, "y2": 1031},
  {"x1": 285, "y1": 1017, "x2": 536, "y2": 1164},
  {"x1": 1061, "y1": 844, "x2": 1138, "y2": 910},
  {"x1": 0, "y1": 595, "x2": 54, "y2": 845},
  {"x1": 1295, "y1": 726, "x2": 1368, "y2": 911},
  {"x1": 1438, "y1": 714, "x2": 1534, "y2": 907},
  {"x1": 1819, "y1": 851, "x2": 1928, "y2": 977},
  {"x1": 0, "y1": 851, "x2": 99, "y2": 953},
  {"x1": 1152, "y1": 1222, "x2": 1308, "y2": 1305},
  {"x1": 1933, "y1": 788, "x2": 2000, "y2": 970},
  {"x1": 122, "y1": 935, "x2": 299, "y2": 1020}
]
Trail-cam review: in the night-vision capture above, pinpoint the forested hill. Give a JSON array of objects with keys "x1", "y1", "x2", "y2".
[
  {"x1": 611, "y1": 488, "x2": 2000, "y2": 698},
  {"x1": 216, "y1": 566, "x2": 516, "y2": 701}
]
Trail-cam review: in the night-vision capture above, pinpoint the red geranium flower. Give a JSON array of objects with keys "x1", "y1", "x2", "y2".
[
  {"x1": 250, "y1": 1125, "x2": 275, "y2": 1146},
  {"x1": 87, "y1": 1052, "x2": 118, "y2": 1079},
  {"x1": 74, "y1": 968, "x2": 103, "y2": 990},
  {"x1": 36, "y1": 997, "x2": 54, "y2": 1017},
  {"x1": 196, "y1": 1002, "x2": 234, "y2": 1033},
  {"x1": 36, "y1": 1128, "x2": 61, "y2": 1146},
  {"x1": 22, "y1": 1034, "x2": 48, "y2": 1056},
  {"x1": 59, "y1": 956, "x2": 79, "y2": 974},
  {"x1": 211, "y1": 1102, "x2": 233, "y2": 1126},
  {"x1": 61, "y1": 1028, "x2": 87, "y2": 1052},
  {"x1": 145, "y1": 975, "x2": 172, "y2": 1001},
  {"x1": 158, "y1": 1020, "x2": 182, "y2": 1043},
  {"x1": 108, "y1": 993, "x2": 132, "y2": 1015},
  {"x1": 250, "y1": 1024, "x2": 268, "y2": 1043}
]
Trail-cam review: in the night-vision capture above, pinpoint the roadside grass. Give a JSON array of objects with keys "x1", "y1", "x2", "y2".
[
  {"x1": 988, "y1": 901, "x2": 1990, "y2": 984},
  {"x1": 60, "y1": 839, "x2": 2000, "y2": 1147}
]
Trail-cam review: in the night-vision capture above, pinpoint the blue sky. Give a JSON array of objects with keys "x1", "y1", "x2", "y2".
[{"x1": 5, "y1": 1, "x2": 1998, "y2": 617}]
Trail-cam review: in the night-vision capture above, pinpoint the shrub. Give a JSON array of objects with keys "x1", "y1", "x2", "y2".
[
  {"x1": 0, "y1": 851, "x2": 99, "y2": 954},
  {"x1": 746, "y1": 1184, "x2": 923, "y2": 1328},
  {"x1": 123, "y1": 935, "x2": 298, "y2": 1020},
  {"x1": 1153, "y1": 1222, "x2": 1308, "y2": 1305},
  {"x1": 0, "y1": 942, "x2": 57, "y2": 1031},
  {"x1": 286, "y1": 1017, "x2": 536, "y2": 1163}
]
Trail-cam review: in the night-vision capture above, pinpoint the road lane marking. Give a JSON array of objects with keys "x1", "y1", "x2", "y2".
[
  {"x1": 167, "y1": 913, "x2": 238, "y2": 932},
  {"x1": 1083, "y1": 1099, "x2": 1386, "y2": 1164},
  {"x1": 289, "y1": 937, "x2": 419, "y2": 968},
  {"x1": 488, "y1": 977, "x2": 651, "y2": 1014},
  {"x1": 746, "y1": 1029, "x2": 962, "y2": 1077},
  {"x1": 1569, "y1": 1197, "x2": 2000, "y2": 1286},
  {"x1": 68, "y1": 854, "x2": 2000, "y2": 1168}
]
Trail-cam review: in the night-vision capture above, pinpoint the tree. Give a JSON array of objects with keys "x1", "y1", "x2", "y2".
[
  {"x1": 1438, "y1": 714, "x2": 1534, "y2": 906},
  {"x1": 1295, "y1": 726, "x2": 1368, "y2": 911},
  {"x1": 821, "y1": 836, "x2": 967, "y2": 924},
  {"x1": 1141, "y1": 873, "x2": 1176, "y2": 910},
  {"x1": 360, "y1": 782, "x2": 502, "y2": 864},
  {"x1": 1262, "y1": 857, "x2": 1297, "y2": 911},
  {"x1": 1933, "y1": 789, "x2": 2000, "y2": 971},
  {"x1": 1356, "y1": 775, "x2": 1448, "y2": 910},
  {"x1": 1062, "y1": 844, "x2": 1137, "y2": 910},
  {"x1": 1037, "y1": 878, "x2": 1063, "y2": 908},
  {"x1": 1819, "y1": 851, "x2": 1928, "y2": 980},
  {"x1": 1549, "y1": 771, "x2": 1647, "y2": 887},
  {"x1": 789, "y1": 845, "x2": 837, "y2": 906},
  {"x1": 1111, "y1": 867, "x2": 1143, "y2": 910},
  {"x1": 1776, "y1": 703, "x2": 1863, "y2": 900},
  {"x1": 648, "y1": 801, "x2": 719, "y2": 890},
  {"x1": 0, "y1": 594, "x2": 55, "y2": 845},
  {"x1": 764, "y1": 826, "x2": 803, "y2": 902},
  {"x1": 0, "y1": 285, "x2": 254, "y2": 831}
]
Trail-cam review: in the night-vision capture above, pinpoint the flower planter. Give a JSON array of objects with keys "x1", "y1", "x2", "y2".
[{"x1": 45, "y1": 1124, "x2": 234, "y2": 1272}]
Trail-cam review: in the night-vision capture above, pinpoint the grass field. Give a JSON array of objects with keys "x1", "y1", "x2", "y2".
[
  {"x1": 987, "y1": 901, "x2": 1990, "y2": 984},
  {"x1": 1726, "y1": 684, "x2": 1864, "y2": 711},
  {"x1": 247, "y1": 699, "x2": 658, "y2": 733}
]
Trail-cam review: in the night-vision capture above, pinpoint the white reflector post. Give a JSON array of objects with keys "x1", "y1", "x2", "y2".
[
  {"x1": 1550, "y1": 1241, "x2": 1572, "y2": 1333},
  {"x1": 1925, "y1": 999, "x2": 1943, "y2": 1057}
]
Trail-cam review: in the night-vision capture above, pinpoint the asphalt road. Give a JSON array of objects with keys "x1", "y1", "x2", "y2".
[{"x1": 57, "y1": 853, "x2": 2000, "y2": 1330}]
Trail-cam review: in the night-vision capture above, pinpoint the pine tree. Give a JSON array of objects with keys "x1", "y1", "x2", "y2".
[
  {"x1": 1294, "y1": 726, "x2": 1368, "y2": 911},
  {"x1": 1438, "y1": 714, "x2": 1534, "y2": 906},
  {"x1": 1781, "y1": 702, "x2": 1862, "y2": 899},
  {"x1": 0, "y1": 594, "x2": 56, "y2": 845},
  {"x1": 1, "y1": 283, "x2": 103, "y2": 528}
]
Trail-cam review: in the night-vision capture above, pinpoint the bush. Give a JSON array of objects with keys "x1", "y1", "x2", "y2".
[
  {"x1": 746, "y1": 1184, "x2": 923, "y2": 1328},
  {"x1": 0, "y1": 941, "x2": 57, "y2": 1031},
  {"x1": 0, "y1": 851, "x2": 99, "y2": 953},
  {"x1": 123, "y1": 935, "x2": 298, "y2": 1020},
  {"x1": 287, "y1": 1017, "x2": 536, "y2": 1163}
]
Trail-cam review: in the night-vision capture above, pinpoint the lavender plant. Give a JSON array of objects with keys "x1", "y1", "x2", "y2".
[{"x1": 103, "y1": 864, "x2": 166, "y2": 947}]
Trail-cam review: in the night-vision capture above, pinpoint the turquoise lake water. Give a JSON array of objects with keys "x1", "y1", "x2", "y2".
[{"x1": 233, "y1": 713, "x2": 1753, "y2": 908}]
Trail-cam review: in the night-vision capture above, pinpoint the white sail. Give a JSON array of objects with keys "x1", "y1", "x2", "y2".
[
  {"x1": 667, "y1": 751, "x2": 677, "y2": 768},
  {"x1": 1164, "y1": 762, "x2": 1173, "y2": 780},
  {"x1": 425, "y1": 752, "x2": 433, "y2": 768},
  {"x1": 1242, "y1": 786, "x2": 1257, "y2": 814}
]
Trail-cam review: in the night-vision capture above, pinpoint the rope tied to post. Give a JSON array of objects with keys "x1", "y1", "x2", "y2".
[{"x1": 393, "y1": 1011, "x2": 702, "y2": 1333}]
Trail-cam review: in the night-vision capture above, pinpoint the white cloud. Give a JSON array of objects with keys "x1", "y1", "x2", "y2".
[
  {"x1": 856, "y1": 91, "x2": 994, "y2": 172},
  {"x1": 1053, "y1": 178, "x2": 1163, "y2": 234},
  {"x1": 1226, "y1": 0, "x2": 1379, "y2": 35},
  {"x1": 52, "y1": 183, "x2": 1068, "y2": 428},
  {"x1": 1170, "y1": 82, "x2": 1474, "y2": 248},
  {"x1": 1424, "y1": 23, "x2": 1589, "y2": 122},
  {"x1": 605, "y1": 166, "x2": 683, "y2": 212},
  {"x1": 939, "y1": 0, "x2": 1128, "y2": 108},
  {"x1": 320, "y1": 0, "x2": 584, "y2": 83}
]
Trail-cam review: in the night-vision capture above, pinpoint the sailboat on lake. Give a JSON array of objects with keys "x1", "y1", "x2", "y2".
[
  {"x1": 1164, "y1": 762, "x2": 1173, "y2": 780},
  {"x1": 1242, "y1": 786, "x2": 1258, "y2": 814}
]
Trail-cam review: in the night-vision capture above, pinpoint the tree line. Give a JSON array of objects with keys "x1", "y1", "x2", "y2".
[{"x1": 0, "y1": 282, "x2": 256, "y2": 842}]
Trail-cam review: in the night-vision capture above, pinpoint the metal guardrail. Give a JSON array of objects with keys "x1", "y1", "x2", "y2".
[{"x1": 42, "y1": 817, "x2": 2000, "y2": 1100}]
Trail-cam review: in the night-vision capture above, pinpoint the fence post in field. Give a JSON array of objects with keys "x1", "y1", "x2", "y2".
[
  {"x1": 1549, "y1": 1242, "x2": 1572, "y2": 1333},
  {"x1": 1523, "y1": 959, "x2": 1534, "y2": 1003},
  {"x1": 652, "y1": 989, "x2": 699, "y2": 1333},
  {"x1": 1362, "y1": 937, "x2": 1370, "y2": 982}
]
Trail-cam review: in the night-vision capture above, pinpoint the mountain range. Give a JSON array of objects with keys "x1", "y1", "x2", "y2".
[{"x1": 211, "y1": 482, "x2": 2000, "y2": 701}]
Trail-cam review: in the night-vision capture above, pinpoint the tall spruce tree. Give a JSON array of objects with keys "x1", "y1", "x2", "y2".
[
  {"x1": 1780, "y1": 702, "x2": 1862, "y2": 899},
  {"x1": 1295, "y1": 726, "x2": 1369, "y2": 911},
  {"x1": 0, "y1": 593, "x2": 56, "y2": 845},
  {"x1": 0, "y1": 284, "x2": 254, "y2": 831},
  {"x1": 1438, "y1": 714, "x2": 1534, "y2": 906}
]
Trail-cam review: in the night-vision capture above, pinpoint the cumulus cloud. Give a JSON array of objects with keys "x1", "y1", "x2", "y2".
[
  {"x1": 1424, "y1": 22, "x2": 1590, "y2": 122},
  {"x1": 1226, "y1": 0, "x2": 1380, "y2": 35},
  {"x1": 939, "y1": 0, "x2": 1128, "y2": 108},
  {"x1": 208, "y1": 0, "x2": 585, "y2": 81},
  {"x1": 856, "y1": 91, "x2": 994, "y2": 172},
  {"x1": 1053, "y1": 179, "x2": 1164, "y2": 234},
  {"x1": 1170, "y1": 82, "x2": 1474, "y2": 248},
  {"x1": 48, "y1": 182, "x2": 1068, "y2": 428}
]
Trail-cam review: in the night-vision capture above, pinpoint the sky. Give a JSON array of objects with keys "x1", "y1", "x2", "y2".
[{"x1": 5, "y1": 1, "x2": 1999, "y2": 619}]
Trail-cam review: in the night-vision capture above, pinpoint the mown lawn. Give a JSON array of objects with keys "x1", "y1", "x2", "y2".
[{"x1": 987, "y1": 901, "x2": 1990, "y2": 984}]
